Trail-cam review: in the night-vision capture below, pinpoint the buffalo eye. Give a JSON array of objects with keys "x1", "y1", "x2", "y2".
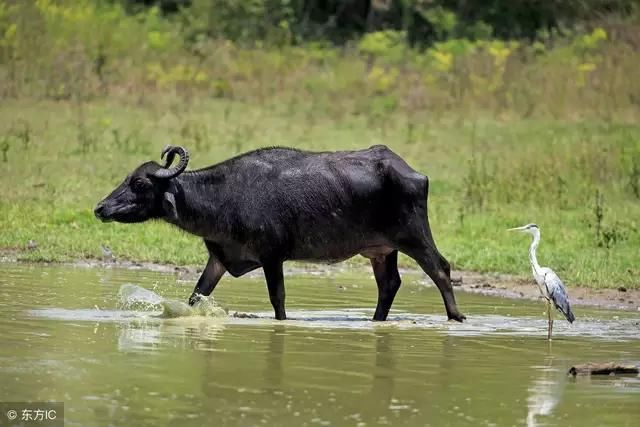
[{"x1": 131, "y1": 178, "x2": 151, "y2": 194}]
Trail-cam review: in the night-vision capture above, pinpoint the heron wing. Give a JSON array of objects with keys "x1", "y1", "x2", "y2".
[{"x1": 543, "y1": 270, "x2": 575, "y2": 323}]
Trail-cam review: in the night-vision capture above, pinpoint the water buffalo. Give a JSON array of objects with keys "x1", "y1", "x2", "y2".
[{"x1": 94, "y1": 145, "x2": 465, "y2": 322}]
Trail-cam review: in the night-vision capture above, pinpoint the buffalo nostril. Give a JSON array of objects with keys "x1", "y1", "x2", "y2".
[{"x1": 94, "y1": 204, "x2": 105, "y2": 218}]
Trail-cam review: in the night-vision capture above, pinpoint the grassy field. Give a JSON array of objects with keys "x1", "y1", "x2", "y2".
[
  {"x1": 1, "y1": 97, "x2": 639, "y2": 289},
  {"x1": 1, "y1": 1, "x2": 639, "y2": 289}
]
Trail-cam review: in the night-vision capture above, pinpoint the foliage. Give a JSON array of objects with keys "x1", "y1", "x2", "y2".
[
  {"x1": 358, "y1": 30, "x2": 406, "y2": 60},
  {"x1": 1, "y1": 1, "x2": 637, "y2": 122},
  {"x1": 153, "y1": 0, "x2": 639, "y2": 45},
  {"x1": 182, "y1": 0, "x2": 297, "y2": 45}
]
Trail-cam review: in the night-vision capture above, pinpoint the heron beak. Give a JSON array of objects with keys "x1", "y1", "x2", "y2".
[{"x1": 508, "y1": 226, "x2": 526, "y2": 232}]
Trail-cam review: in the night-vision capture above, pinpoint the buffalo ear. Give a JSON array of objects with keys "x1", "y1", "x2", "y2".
[{"x1": 163, "y1": 192, "x2": 179, "y2": 221}]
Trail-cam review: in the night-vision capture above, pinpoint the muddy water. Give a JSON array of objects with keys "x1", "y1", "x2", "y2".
[{"x1": 0, "y1": 264, "x2": 638, "y2": 426}]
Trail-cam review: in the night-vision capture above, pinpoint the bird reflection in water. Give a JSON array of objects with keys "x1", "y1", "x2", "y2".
[{"x1": 526, "y1": 356, "x2": 566, "y2": 427}]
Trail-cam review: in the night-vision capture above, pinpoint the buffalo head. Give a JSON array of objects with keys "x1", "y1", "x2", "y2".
[{"x1": 94, "y1": 146, "x2": 189, "y2": 223}]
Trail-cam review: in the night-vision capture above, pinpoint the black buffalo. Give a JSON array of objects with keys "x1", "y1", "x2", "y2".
[{"x1": 94, "y1": 145, "x2": 465, "y2": 322}]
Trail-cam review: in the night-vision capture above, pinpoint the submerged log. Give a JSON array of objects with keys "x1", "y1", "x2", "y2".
[{"x1": 568, "y1": 362, "x2": 639, "y2": 376}]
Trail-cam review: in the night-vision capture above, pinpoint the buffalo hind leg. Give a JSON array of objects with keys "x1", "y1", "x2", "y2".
[
  {"x1": 188, "y1": 253, "x2": 226, "y2": 306},
  {"x1": 371, "y1": 250, "x2": 402, "y2": 321},
  {"x1": 263, "y1": 261, "x2": 286, "y2": 320},
  {"x1": 403, "y1": 242, "x2": 465, "y2": 322}
]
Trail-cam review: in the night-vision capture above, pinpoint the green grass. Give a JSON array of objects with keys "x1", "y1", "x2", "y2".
[{"x1": 1, "y1": 97, "x2": 639, "y2": 289}]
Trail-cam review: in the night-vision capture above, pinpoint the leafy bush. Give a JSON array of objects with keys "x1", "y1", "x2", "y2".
[{"x1": 0, "y1": 0, "x2": 638, "y2": 122}]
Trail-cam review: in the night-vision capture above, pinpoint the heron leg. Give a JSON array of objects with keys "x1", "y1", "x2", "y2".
[{"x1": 547, "y1": 299, "x2": 554, "y2": 340}]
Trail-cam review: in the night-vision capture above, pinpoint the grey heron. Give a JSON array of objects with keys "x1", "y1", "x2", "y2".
[{"x1": 509, "y1": 224, "x2": 575, "y2": 339}]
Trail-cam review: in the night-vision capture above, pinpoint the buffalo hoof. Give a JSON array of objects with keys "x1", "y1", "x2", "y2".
[
  {"x1": 448, "y1": 312, "x2": 466, "y2": 322},
  {"x1": 188, "y1": 293, "x2": 201, "y2": 306}
]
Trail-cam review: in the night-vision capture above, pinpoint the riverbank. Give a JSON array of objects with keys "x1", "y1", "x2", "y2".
[{"x1": 2, "y1": 250, "x2": 637, "y2": 313}]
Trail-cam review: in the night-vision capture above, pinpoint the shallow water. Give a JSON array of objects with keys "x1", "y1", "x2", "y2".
[{"x1": 0, "y1": 263, "x2": 638, "y2": 426}]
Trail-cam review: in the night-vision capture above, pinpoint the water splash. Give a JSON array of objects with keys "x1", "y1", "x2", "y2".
[
  {"x1": 118, "y1": 283, "x2": 164, "y2": 310},
  {"x1": 118, "y1": 284, "x2": 227, "y2": 318},
  {"x1": 160, "y1": 297, "x2": 227, "y2": 319}
]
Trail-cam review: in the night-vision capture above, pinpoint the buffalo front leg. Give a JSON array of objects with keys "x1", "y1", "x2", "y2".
[
  {"x1": 371, "y1": 250, "x2": 402, "y2": 321},
  {"x1": 263, "y1": 261, "x2": 286, "y2": 320},
  {"x1": 188, "y1": 254, "x2": 226, "y2": 306},
  {"x1": 402, "y1": 243, "x2": 465, "y2": 322}
]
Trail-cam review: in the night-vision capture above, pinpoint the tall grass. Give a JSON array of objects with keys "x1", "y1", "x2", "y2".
[{"x1": 1, "y1": 99, "x2": 638, "y2": 288}]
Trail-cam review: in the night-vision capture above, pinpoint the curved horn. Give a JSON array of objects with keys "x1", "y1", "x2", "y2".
[
  {"x1": 160, "y1": 145, "x2": 177, "y2": 168},
  {"x1": 153, "y1": 145, "x2": 189, "y2": 179}
]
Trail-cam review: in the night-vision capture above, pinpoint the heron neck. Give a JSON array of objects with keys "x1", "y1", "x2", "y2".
[{"x1": 528, "y1": 230, "x2": 542, "y2": 275}]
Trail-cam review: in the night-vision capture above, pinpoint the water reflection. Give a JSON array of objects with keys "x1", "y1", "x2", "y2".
[
  {"x1": 118, "y1": 324, "x2": 162, "y2": 351},
  {"x1": 526, "y1": 353, "x2": 566, "y2": 427},
  {"x1": 263, "y1": 325, "x2": 286, "y2": 388},
  {"x1": 370, "y1": 331, "x2": 397, "y2": 424},
  {"x1": 373, "y1": 331, "x2": 395, "y2": 394},
  {"x1": 117, "y1": 318, "x2": 226, "y2": 352}
]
